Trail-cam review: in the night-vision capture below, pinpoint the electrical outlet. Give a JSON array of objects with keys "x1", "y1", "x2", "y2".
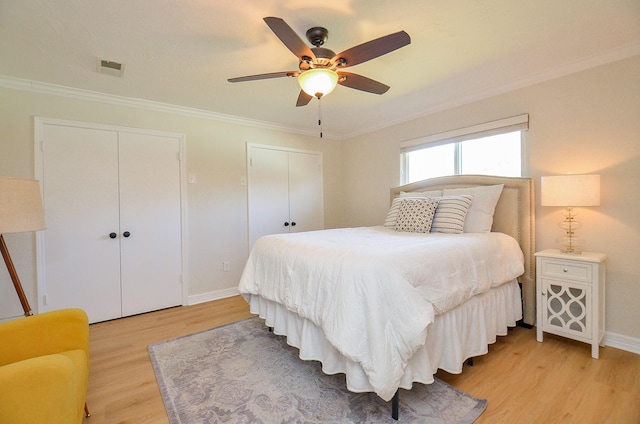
[{"x1": 223, "y1": 261, "x2": 230, "y2": 272}]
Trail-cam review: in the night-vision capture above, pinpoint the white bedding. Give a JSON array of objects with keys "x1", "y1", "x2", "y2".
[{"x1": 238, "y1": 226, "x2": 524, "y2": 401}]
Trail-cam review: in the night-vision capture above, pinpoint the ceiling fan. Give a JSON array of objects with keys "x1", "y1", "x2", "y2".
[{"x1": 228, "y1": 17, "x2": 411, "y2": 107}]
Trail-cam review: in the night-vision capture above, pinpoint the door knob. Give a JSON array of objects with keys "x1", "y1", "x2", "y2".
[
  {"x1": 109, "y1": 232, "x2": 117, "y2": 239},
  {"x1": 123, "y1": 231, "x2": 131, "y2": 238},
  {"x1": 291, "y1": 222, "x2": 296, "y2": 227},
  {"x1": 284, "y1": 222, "x2": 290, "y2": 227}
]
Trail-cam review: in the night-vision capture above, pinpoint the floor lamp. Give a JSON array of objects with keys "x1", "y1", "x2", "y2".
[{"x1": 0, "y1": 177, "x2": 46, "y2": 317}]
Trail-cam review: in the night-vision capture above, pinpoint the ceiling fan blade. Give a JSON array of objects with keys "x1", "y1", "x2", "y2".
[
  {"x1": 337, "y1": 72, "x2": 390, "y2": 95},
  {"x1": 332, "y1": 31, "x2": 410, "y2": 68},
  {"x1": 264, "y1": 17, "x2": 316, "y2": 61},
  {"x1": 296, "y1": 90, "x2": 313, "y2": 107},
  {"x1": 228, "y1": 71, "x2": 297, "y2": 83}
]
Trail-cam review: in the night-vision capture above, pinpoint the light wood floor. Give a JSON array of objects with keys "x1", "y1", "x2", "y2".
[{"x1": 83, "y1": 295, "x2": 640, "y2": 424}]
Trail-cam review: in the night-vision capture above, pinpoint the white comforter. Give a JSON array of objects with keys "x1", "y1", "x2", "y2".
[{"x1": 238, "y1": 226, "x2": 524, "y2": 401}]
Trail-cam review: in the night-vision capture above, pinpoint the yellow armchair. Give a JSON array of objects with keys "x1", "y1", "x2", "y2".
[{"x1": 0, "y1": 308, "x2": 90, "y2": 424}]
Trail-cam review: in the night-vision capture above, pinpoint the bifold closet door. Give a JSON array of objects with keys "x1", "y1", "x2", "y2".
[
  {"x1": 42, "y1": 125, "x2": 123, "y2": 323},
  {"x1": 248, "y1": 146, "x2": 290, "y2": 248},
  {"x1": 118, "y1": 132, "x2": 182, "y2": 317},
  {"x1": 41, "y1": 124, "x2": 183, "y2": 323},
  {"x1": 247, "y1": 145, "x2": 324, "y2": 249},
  {"x1": 287, "y1": 151, "x2": 323, "y2": 234}
]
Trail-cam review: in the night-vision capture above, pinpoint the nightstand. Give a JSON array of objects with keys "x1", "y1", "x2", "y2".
[{"x1": 535, "y1": 249, "x2": 606, "y2": 358}]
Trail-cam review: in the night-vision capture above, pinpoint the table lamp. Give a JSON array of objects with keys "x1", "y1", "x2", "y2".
[
  {"x1": 0, "y1": 177, "x2": 46, "y2": 316},
  {"x1": 540, "y1": 174, "x2": 600, "y2": 254}
]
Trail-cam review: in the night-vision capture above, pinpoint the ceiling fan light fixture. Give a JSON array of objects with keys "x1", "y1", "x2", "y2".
[{"x1": 298, "y1": 68, "x2": 338, "y2": 98}]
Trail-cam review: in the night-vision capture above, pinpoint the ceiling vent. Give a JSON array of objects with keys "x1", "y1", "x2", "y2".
[{"x1": 97, "y1": 59, "x2": 125, "y2": 77}]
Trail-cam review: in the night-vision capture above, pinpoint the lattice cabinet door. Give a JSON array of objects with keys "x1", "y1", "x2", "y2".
[
  {"x1": 535, "y1": 249, "x2": 606, "y2": 359},
  {"x1": 541, "y1": 280, "x2": 591, "y2": 337}
]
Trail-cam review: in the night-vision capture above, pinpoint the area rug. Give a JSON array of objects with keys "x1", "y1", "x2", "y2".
[{"x1": 148, "y1": 317, "x2": 487, "y2": 423}]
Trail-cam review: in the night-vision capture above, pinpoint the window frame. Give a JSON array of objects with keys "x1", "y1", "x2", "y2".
[{"x1": 400, "y1": 114, "x2": 529, "y2": 184}]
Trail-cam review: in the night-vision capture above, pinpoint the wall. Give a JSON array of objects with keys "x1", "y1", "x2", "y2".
[
  {"x1": 342, "y1": 56, "x2": 640, "y2": 345},
  {"x1": 1, "y1": 56, "x2": 638, "y2": 349},
  {"x1": 0, "y1": 87, "x2": 343, "y2": 319}
]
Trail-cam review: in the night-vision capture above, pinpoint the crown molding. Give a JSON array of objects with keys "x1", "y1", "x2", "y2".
[
  {"x1": 0, "y1": 75, "x2": 338, "y2": 139},
  {"x1": 2, "y1": 41, "x2": 638, "y2": 142}
]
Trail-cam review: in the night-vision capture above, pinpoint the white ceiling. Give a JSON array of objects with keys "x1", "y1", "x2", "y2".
[{"x1": 1, "y1": 0, "x2": 639, "y2": 138}]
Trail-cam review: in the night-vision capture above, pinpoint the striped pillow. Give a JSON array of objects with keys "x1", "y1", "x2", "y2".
[
  {"x1": 430, "y1": 195, "x2": 474, "y2": 234},
  {"x1": 383, "y1": 197, "x2": 407, "y2": 228}
]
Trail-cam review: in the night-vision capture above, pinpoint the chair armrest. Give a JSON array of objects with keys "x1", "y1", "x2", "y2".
[
  {"x1": 0, "y1": 308, "x2": 89, "y2": 366},
  {"x1": 0, "y1": 354, "x2": 81, "y2": 424}
]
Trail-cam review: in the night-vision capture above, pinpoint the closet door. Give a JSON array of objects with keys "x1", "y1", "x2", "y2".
[
  {"x1": 247, "y1": 145, "x2": 323, "y2": 249},
  {"x1": 248, "y1": 146, "x2": 290, "y2": 248},
  {"x1": 39, "y1": 121, "x2": 184, "y2": 323},
  {"x1": 288, "y1": 151, "x2": 324, "y2": 234},
  {"x1": 118, "y1": 132, "x2": 182, "y2": 316},
  {"x1": 41, "y1": 125, "x2": 122, "y2": 323}
]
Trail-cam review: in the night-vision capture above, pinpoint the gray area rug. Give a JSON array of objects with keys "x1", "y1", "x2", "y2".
[{"x1": 148, "y1": 317, "x2": 487, "y2": 423}]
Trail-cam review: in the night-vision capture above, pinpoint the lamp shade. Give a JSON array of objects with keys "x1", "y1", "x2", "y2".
[
  {"x1": 0, "y1": 177, "x2": 46, "y2": 234},
  {"x1": 298, "y1": 68, "x2": 339, "y2": 97},
  {"x1": 541, "y1": 174, "x2": 600, "y2": 207}
]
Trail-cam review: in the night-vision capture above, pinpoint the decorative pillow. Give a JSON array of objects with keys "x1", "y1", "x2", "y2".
[
  {"x1": 442, "y1": 184, "x2": 504, "y2": 233},
  {"x1": 384, "y1": 190, "x2": 443, "y2": 228},
  {"x1": 394, "y1": 198, "x2": 440, "y2": 233},
  {"x1": 430, "y1": 195, "x2": 474, "y2": 234},
  {"x1": 384, "y1": 197, "x2": 409, "y2": 228}
]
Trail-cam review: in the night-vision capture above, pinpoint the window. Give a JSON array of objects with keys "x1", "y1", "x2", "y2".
[{"x1": 400, "y1": 115, "x2": 528, "y2": 184}]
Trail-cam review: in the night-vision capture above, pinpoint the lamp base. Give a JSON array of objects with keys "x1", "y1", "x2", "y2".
[
  {"x1": 556, "y1": 207, "x2": 585, "y2": 254},
  {"x1": 556, "y1": 236, "x2": 584, "y2": 254},
  {"x1": 556, "y1": 207, "x2": 584, "y2": 255}
]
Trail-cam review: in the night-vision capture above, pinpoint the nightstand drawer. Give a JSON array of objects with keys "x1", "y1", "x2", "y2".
[{"x1": 540, "y1": 259, "x2": 592, "y2": 283}]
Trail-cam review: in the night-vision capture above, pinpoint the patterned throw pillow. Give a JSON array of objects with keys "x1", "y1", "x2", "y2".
[
  {"x1": 430, "y1": 195, "x2": 474, "y2": 234},
  {"x1": 394, "y1": 198, "x2": 440, "y2": 233}
]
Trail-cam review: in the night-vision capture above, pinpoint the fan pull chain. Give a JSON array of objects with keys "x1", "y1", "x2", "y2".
[{"x1": 317, "y1": 96, "x2": 323, "y2": 138}]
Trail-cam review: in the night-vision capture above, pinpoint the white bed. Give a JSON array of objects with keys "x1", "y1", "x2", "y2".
[{"x1": 238, "y1": 175, "x2": 535, "y2": 409}]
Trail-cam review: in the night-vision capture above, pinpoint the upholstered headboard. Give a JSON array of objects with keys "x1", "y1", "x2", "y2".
[{"x1": 391, "y1": 175, "x2": 536, "y2": 325}]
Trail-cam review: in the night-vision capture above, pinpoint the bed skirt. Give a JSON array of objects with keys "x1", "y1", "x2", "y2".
[{"x1": 246, "y1": 279, "x2": 523, "y2": 394}]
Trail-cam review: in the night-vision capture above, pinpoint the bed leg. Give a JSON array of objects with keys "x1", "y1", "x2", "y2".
[
  {"x1": 516, "y1": 319, "x2": 533, "y2": 329},
  {"x1": 467, "y1": 357, "x2": 474, "y2": 366},
  {"x1": 391, "y1": 390, "x2": 399, "y2": 420},
  {"x1": 268, "y1": 326, "x2": 273, "y2": 332}
]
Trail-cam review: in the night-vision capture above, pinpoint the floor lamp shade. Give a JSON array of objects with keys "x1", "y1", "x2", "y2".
[
  {"x1": 0, "y1": 177, "x2": 46, "y2": 317},
  {"x1": 0, "y1": 177, "x2": 46, "y2": 234}
]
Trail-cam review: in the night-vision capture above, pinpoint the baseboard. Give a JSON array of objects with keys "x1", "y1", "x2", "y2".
[
  {"x1": 187, "y1": 287, "x2": 240, "y2": 305},
  {"x1": 604, "y1": 331, "x2": 640, "y2": 355}
]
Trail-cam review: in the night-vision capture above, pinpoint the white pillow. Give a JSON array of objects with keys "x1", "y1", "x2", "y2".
[
  {"x1": 394, "y1": 198, "x2": 440, "y2": 233},
  {"x1": 430, "y1": 195, "x2": 474, "y2": 234},
  {"x1": 399, "y1": 189, "x2": 443, "y2": 198},
  {"x1": 442, "y1": 184, "x2": 504, "y2": 233}
]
